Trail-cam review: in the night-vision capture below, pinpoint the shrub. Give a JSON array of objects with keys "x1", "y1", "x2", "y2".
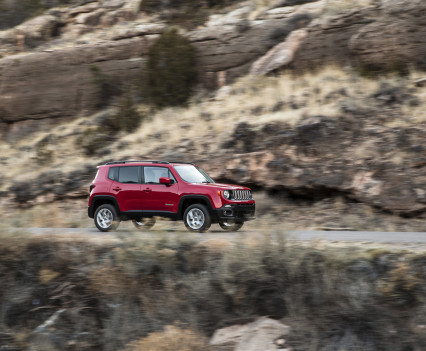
[
  {"x1": 35, "y1": 142, "x2": 54, "y2": 166},
  {"x1": 76, "y1": 127, "x2": 110, "y2": 156},
  {"x1": 143, "y1": 28, "x2": 196, "y2": 108},
  {"x1": 109, "y1": 93, "x2": 143, "y2": 133}
]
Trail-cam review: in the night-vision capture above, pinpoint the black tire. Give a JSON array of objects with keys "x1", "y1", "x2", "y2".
[
  {"x1": 132, "y1": 217, "x2": 156, "y2": 230},
  {"x1": 183, "y1": 204, "x2": 211, "y2": 233},
  {"x1": 219, "y1": 221, "x2": 244, "y2": 232},
  {"x1": 94, "y1": 204, "x2": 120, "y2": 232}
]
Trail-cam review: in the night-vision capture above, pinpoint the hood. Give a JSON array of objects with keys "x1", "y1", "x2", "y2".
[{"x1": 197, "y1": 182, "x2": 250, "y2": 190}]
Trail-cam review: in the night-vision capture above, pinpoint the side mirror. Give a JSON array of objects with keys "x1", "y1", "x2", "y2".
[{"x1": 159, "y1": 177, "x2": 172, "y2": 185}]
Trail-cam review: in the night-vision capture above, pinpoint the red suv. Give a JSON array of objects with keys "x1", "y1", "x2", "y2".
[{"x1": 88, "y1": 161, "x2": 255, "y2": 232}]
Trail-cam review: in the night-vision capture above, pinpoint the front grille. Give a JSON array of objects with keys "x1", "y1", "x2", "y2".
[{"x1": 233, "y1": 189, "x2": 252, "y2": 200}]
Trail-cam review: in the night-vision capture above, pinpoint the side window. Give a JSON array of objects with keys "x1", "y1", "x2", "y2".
[
  {"x1": 144, "y1": 167, "x2": 175, "y2": 184},
  {"x1": 118, "y1": 166, "x2": 139, "y2": 184},
  {"x1": 108, "y1": 167, "x2": 118, "y2": 181}
]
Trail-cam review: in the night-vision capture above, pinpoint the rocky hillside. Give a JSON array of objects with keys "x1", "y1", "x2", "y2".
[
  {"x1": 0, "y1": 0, "x2": 425, "y2": 229},
  {"x1": 1, "y1": 0, "x2": 425, "y2": 125}
]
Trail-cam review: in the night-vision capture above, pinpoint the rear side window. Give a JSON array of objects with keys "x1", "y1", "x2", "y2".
[
  {"x1": 118, "y1": 166, "x2": 140, "y2": 184},
  {"x1": 108, "y1": 167, "x2": 119, "y2": 181}
]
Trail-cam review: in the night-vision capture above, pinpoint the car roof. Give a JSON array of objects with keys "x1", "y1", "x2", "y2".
[{"x1": 103, "y1": 160, "x2": 195, "y2": 166}]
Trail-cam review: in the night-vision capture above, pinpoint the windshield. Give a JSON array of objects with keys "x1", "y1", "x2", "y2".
[{"x1": 174, "y1": 165, "x2": 215, "y2": 183}]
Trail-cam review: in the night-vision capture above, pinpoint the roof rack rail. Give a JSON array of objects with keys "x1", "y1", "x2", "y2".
[
  {"x1": 168, "y1": 161, "x2": 194, "y2": 165},
  {"x1": 105, "y1": 160, "x2": 171, "y2": 165}
]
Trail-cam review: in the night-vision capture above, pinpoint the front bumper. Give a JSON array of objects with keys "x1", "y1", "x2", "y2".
[{"x1": 214, "y1": 203, "x2": 255, "y2": 222}]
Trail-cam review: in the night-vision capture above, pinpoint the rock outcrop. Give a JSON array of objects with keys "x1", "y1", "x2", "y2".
[
  {"x1": 1, "y1": 0, "x2": 425, "y2": 125},
  {"x1": 0, "y1": 0, "x2": 320, "y2": 124},
  {"x1": 0, "y1": 36, "x2": 154, "y2": 122},
  {"x1": 205, "y1": 115, "x2": 426, "y2": 216},
  {"x1": 291, "y1": 0, "x2": 426, "y2": 71}
]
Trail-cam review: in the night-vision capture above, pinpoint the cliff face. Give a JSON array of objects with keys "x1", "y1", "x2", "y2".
[{"x1": 1, "y1": 0, "x2": 425, "y2": 125}]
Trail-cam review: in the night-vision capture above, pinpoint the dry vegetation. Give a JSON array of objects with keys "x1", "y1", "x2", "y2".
[
  {"x1": 2, "y1": 66, "x2": 424, "y2": 187},
  {"x1": 0, "y1": 229, "x2": 424, "y2": 350},
  {"x1": 1, "y1": 66, "x2": 425, "y2": 230}
]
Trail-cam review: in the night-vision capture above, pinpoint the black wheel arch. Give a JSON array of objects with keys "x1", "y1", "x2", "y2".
[
  {"x1": 178, "y1": 195, "x2": 216, "y2": 220},
  {"x1": 89, "y1": 195, "x2": 120, "y2": 218}
]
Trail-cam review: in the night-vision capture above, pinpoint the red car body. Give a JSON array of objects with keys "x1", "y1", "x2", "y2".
[{"x1": 88, "y1": 161, "x2": 255, "y2": 231}]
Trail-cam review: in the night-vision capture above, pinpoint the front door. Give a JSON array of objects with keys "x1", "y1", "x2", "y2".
[{"x1": 141, "y1": 166, "x2": 179, "y2": 212}]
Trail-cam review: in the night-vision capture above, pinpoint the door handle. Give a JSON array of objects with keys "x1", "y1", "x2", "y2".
[
  {"x1": 112, "y1": 187, "x2": 121, "y2": 191},
  {"x1": 143, "y1": 188, "x2": 152, "y2": 192}
]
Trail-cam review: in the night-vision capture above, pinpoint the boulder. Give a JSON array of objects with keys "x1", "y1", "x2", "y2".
[
  {"x1": 189, "y1": 13, "x2": 312, "y2": 88},
  {"x1": 290, "y1": 8, "x2": 375, "y2": 70},
  {"x1": 14, "y1": 15, "x2": 61, "y2": 49},
  {"x1": 210, "y1": 317, "x2": 290, "y2": 351},
  {"x1": 250, "y1": 29, "x2": 307, "y2": 75},
  {"x1": 292, "y1": 1, "x2": 426, "y2": 71},
  {"x1": 0, "y1": 37, "x2": 152, "y2": 123},
  {"x1": 348, "y1": 20, "x2": 426, "y2": 71}
]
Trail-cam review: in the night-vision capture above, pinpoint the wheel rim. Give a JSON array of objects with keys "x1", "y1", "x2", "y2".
[
  {"x1": 97, "y1": 208, "x2": 113, "y2": 229},
  {"x1": 221, "y1": 221, "x2": 233, "y2": 227},
  {"x1": 187, "y1": 208, "x2": 205, "y2": 230}
]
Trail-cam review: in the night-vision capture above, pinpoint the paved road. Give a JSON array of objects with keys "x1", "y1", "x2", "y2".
[{"x1": 20, "y1": 227, "x2": 426, "y2": 243}]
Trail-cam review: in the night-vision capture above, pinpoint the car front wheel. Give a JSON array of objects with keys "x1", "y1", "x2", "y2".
[
  {"x1": 219, "y1": 221, "x2": 244, "y2": 232},
  {"x1": 94, "y1": 204, "x2": 120, "y2": 232},
  {"x1": 184, "y1": 204, "x2": 211, "y2": 233}
]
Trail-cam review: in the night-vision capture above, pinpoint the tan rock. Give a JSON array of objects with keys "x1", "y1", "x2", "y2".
[
  {"x1": 210, "y1": 317, "x2": 290, "y2": 351},
  {"x1": 250, "y1": 29, "x2": 307, "y2": 75},
  {"x1": 0, "y1": 37, "x2": 152, "y2": 123},
  {"x1": 15, "y1": 15, "x2": 60, "y2": 43},
  {"x1": 292, "y1": 0, "x2": 426, "y2": 71},
  {"x1": 75, "y1": 9, "x2": 107, "y2": 26}
]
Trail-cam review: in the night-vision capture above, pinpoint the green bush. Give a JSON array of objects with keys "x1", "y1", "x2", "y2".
[
  {"x1": 109, "y1": 93, "x2": 143, "y2": 133},
  {"x1": 143, "y1": 28, "x2": 196, "y2": 108}
]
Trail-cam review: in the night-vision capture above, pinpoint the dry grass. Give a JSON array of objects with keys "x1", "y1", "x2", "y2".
[{"x1": 124, "y1": 325, "x2": 207, "y2": 351}]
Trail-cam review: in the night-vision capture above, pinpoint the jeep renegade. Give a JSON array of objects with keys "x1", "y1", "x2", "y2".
[{"x1": 88, "y1": 161, "x2": 255, "y2": 232}]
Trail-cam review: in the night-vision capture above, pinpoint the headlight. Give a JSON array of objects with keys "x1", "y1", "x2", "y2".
[{"x1": 223, "y1": 190, "x2": 230, "y2": 199}]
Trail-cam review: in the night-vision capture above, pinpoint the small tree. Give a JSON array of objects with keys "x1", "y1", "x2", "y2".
[
  {"x1": 110, "y1": 92, "x2": 142, "y2": 133},
  {"x1": 144, "y1": 28, "x2": 196, "y2": 108}
]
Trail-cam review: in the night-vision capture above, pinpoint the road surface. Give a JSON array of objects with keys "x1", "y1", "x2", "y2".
[{"x1": 20, "y1": 227, "x2": 426, "y2": 243}]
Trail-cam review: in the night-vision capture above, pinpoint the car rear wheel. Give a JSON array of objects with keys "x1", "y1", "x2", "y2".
[
  {"x1": 219, "y1": 221, "x2": 244, "y2": 232},
  {"x1": 184, "y1": 204, "x2": 211, "y2": 233},
  {"x1": 94, "y1": 204, "x2": 120, "y2": 232},
  {"x1": 132, "y1": 218, "x2": 156, "y2": 230}
]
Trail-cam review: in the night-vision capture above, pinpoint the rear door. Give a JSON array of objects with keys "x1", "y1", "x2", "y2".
[
  {"x1": 110, "y1": 166, "x2": 142, "y2": 212},
  {"x1": 141, "y1": 166, "x2": 179, "y2": 212}
]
